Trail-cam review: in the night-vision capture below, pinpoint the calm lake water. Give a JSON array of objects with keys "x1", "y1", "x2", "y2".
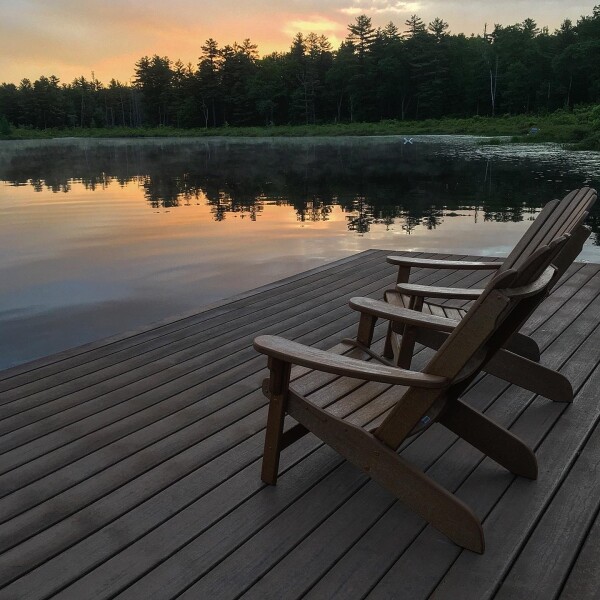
[{"x1": 0, "y1": 136, "x2": 599, "y2": 370}]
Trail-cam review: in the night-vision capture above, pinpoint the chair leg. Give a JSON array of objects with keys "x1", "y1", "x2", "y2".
[
  {"x1": 415, "y1": 329, "x2": 571, "y2": 402},
  {"x1": 261, "y1": 358, "x2": 292, "y2": 485},
  {"x1": 505, "y1": 332, "x2": 541, "y2": 362},
  {"x1": 383, "y1": 321, "x2": 395, "y2": 359},
  {"x1": 373, "y1": 443, "x2": 485, "y2": 553},
  {"x1": 415, "y1": 327, "x2": 448, "y2": 351},
  {"x1": 396, "y1": 325, "x2": 417, "y2": 368},
  {"x1": 485, "y1": 350, "x2": 573, "y2": 403},
  {"x1": 416, "y1": 325, "x2": 540, "y2": 364},
  {"x1": 356, "y1": 312, "x2": 377, "y2": 348},
  {"x1": 287, "y1": 394, "x2": 485, "y2": 553},
  {"x1": 396, "y1": 296, "x2": 424, "y2": 368},
  {"x1": 440, "y1": 399, "x2": 538, "y2": 479}
]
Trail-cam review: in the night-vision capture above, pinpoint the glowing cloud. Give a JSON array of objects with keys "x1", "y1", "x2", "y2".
[
  {"x1": 340, "y1": 1, "x2": 422, "y2": 15},
  {"x1": 282, "y1": 16, "x2": 345, "y2": 46},
  {"x1": 283, "y1": 16, "x2": 345, "y2": 35}
]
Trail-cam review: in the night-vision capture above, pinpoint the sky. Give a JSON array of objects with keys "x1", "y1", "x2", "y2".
[{"x1": 0, "y1": 0, "x2": 595, "y2": 85}]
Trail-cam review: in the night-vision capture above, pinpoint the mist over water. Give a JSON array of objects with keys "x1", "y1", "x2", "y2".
[{"x1": 1, "y1": 136, "x2": 598, "y2": 369}]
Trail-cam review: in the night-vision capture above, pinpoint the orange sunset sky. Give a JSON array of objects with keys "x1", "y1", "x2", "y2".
[{"x1": 0, "y1": 1, "x2": 595, "y2": 85}]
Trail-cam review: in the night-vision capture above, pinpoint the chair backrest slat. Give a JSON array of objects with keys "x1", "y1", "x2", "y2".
[
  {"x1": 499, "y1": 187, "x2": 596, "y2": 279},
  {"x1": 558, "y1": 188, "x2": 596, "y2": 235},
  {"x1": 500, "y1": 197, "x2": 562, "y2": 271},
  {"x1": 536, "y1": 188, "x2": 595, "y2": 248}
]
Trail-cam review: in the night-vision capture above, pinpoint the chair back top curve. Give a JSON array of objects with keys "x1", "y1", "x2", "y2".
[{"x1": 500, "y1": 187, "x2": 596, "y2": 278}]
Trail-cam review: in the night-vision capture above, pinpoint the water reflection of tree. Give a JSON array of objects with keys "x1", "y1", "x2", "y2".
[
  {"x1": 401, "y1": 213, "x2": 422, "y2": 235},
  {"x1": 343, "y1": 192, "x2": 446, "y2": 234},
  {"x1": 1, "y1": 140, "x2": 598, "y2": 240},
  {"x1": 142, "y1": 175, "x2": 181, "y2": 208},
  {"x1": 294, "y1": 198, "x2": 333, "y2": 222},
  {"x1": 206, "y1": 191, "x2": 264, "y2": 221},
  {"x1": 346, "y1": 196, "x2": 373, "y2": 234},
  {"x1": 82, "y1": 173, "x2": 111, "y2": 192},
  {"x1": 422, "y1": 206, "x2": 444, "y2": 230},
  {"x1": 483, "y1": 205, "x2": 525, "y2": 222},
  {"x1": 30, "y1": 177, "x2": 72, "y2": 194},
  {"x1": 373, "y1": 214, "x2": 395, "y2": 231}
]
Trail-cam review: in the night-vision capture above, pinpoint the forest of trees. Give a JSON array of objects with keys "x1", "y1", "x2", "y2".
[{"x1": 1, "y1": 7, "x2": 600, "y2": 131}]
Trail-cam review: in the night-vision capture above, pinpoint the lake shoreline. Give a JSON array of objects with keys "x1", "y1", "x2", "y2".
[{"x1": 2, "y1": 106, "x2": 599, "y2": 150}]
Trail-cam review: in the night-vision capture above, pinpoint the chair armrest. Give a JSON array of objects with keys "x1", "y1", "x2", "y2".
[
  {"x1": 386, "y1": 256, "x2": 502, "y2": 270},
  {"x1": 349, "y1": 297, "x2": 459, "y2": 332},
  {"x1": 396, "y1": 283, "x2": 484, "y2": 300},
  {"x1": 254, "y1": 335, "x2": 449, "y2": 388}
]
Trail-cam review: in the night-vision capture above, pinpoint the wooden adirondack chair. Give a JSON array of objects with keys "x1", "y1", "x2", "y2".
[
  {"x1": 254, "y1": 232, "x2": 570, "y2": 553},
  {"x1": 378, "y1": 187, "x2": 597, "y2": 402}
]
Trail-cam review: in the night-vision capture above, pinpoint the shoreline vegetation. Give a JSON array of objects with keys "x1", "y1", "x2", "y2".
[{"x1": 1, "y1": 106, "x2": 599, "y2": 150}]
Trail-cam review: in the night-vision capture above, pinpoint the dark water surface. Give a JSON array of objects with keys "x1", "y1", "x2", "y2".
[{"x1": 1, "y1": 136, "x2": 598, "y2": 370}]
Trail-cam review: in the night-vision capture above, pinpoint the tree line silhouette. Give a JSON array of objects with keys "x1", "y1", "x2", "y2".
[{"x1": 1, "y1": 8, "x2": 599, "y2": 130}]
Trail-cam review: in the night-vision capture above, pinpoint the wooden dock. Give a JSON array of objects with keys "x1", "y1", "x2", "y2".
[{"x1": 0, "y1": 249, "x2": 599, "y2": 600}]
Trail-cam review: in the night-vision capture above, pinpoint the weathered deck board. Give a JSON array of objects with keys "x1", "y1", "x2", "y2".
[
  {"x1": 493, "y1": 404, "x2": 600, "y2": 600},
  {"x1": 559, "y1": 488, "x2": 600, "y2": 600},
  {"x1": 0, "y1": 249, "x2": 598, "y2": 600}
]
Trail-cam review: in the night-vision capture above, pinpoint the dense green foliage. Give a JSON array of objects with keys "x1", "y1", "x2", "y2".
[
  {"x1": 3, "y1": 107, "x2": 599, "y2": 149},
  {"x1": 1, "y1": 8, "x2": 600, "y2": 134}
]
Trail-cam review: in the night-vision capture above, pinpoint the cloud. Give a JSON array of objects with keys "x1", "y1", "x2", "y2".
[
  {"x1": 281, "y1": 15, "x2": 345, "y2": 48},
  {"x1": 340, "y1": 1, "x2": 422, "y2": 16},
  {"x1": 283, "y1": 16, "x2": 345, "y2": 35}
]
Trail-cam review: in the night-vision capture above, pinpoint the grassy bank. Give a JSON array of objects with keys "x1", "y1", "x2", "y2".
[{"x1": 2, "y1": 105, "x2": 599, "y2": 149}]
